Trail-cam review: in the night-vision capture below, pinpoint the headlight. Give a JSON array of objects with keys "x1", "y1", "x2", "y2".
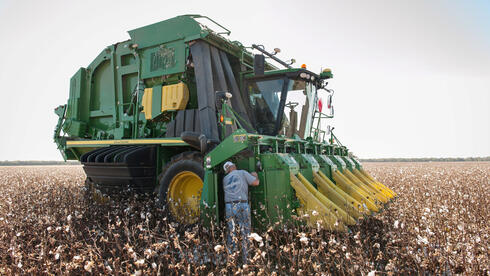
[
  {"x1": 305, "y1": 74, "x2": 310, "y2": 80},
  {"x1": 300, "y1": 72, "x2": 307, "y2": 78},
  {"x1": 311, "y1": 76, "x2": 315, "y2": 81}
]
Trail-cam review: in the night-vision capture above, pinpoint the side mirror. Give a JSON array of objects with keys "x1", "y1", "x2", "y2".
[
  {"x1": 327, "y1": 94, "x2": 332, "y2": 109},
  {"x1": 326, "y1": 93, "x2": 334, "y2": 117}
]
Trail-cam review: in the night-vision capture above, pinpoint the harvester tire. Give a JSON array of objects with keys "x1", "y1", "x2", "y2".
[{"x1": 158, "y1": 151, "x2": 204, "y2": 225}]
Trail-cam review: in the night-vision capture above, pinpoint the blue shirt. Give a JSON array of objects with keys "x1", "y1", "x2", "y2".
[{"x1": 223, "y1": 170, "x2": 256, "y2": 202}]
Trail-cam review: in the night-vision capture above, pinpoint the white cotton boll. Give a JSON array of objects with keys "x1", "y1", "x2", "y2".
[
  {"x1": 144, "y1": 248, "x2": 153, "y2": 258},
  {"x1": 394, "y1": 220, "x2": 399, "y2": 229},
  {"x1": 84, "y1": 261, "x2": 94, "y2": 273},
  {"x1": 299, "y1": 236, "x2": 308, "y2": 244},
  {"x1": 368, "y1": 271, "x2": 376, "y2": 276},
  {"x1": 298, "y1": 233, "x2": 309, "y2": 244},
  {"x1": 249, "y1": 232, "x2": 264, "y2": 246},
  {"x1": 214, "y1": 244, "x2": 223, "y2": 252},
  {"x1": 55, "y1": 253, "x2": 60, "y2": 260},
  {"x1": 135, "y1": 259, "x2": 145, "y2": 266},
  {"x1": 417, "y1": 235, "x2": 428, "y2": 245},
  {"x1": 67, "y1": 215, "x2": 72, "y2": 222},
  {"x1": 152, "y1": 262, "x2": 157, "y2": 269},
  {"x1": 312, "y1": 210, "x2": 319, "y2": 216},
  {"x1": 249, "y1": 232, "x2": 263, "y2": 242}
]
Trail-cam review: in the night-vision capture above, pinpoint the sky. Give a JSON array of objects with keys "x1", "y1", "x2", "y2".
[{"x1": 0, "y1": 0, "x2": 489, "y2": 160}]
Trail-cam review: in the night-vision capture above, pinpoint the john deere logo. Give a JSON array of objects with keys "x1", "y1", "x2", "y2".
[{"x1": 150, "y1": 45, "x2": 175, "y2": 71}]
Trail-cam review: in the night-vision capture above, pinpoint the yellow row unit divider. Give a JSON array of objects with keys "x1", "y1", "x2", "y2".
[
  {"x1": 296, "y1": 173, "x2": 356, "y2": 225},
  {"x1": 290, "y1": 173, "x2": 347, "y2": 231},
  {"x1": 332, "y1": 170, "x2": 379, "y2": 213},
  {"x1": 313, "y1": 171, "x2": 365, "y2": 219}
]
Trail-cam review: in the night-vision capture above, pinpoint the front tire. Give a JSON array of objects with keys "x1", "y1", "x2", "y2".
[{"x1": 158, "y1": 152, "x2": 204, "y2": 225}]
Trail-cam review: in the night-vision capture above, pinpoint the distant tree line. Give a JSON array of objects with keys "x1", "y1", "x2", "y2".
[
  {"x1": 0, "y1": 160, "x2": 81, "y2": 166},
  {"x1": 359, "y1": 157, "x2": 490, "y2": 162}
]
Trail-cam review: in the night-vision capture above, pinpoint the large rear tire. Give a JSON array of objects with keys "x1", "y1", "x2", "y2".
[{"x1": 158, "y1": 152, "x2": 204, "y2": 225}]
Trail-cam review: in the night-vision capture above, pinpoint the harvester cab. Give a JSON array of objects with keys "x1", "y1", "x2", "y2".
[
  {"x1": 243, "y1": 67, "x2": 322, "y2": 138},
  {"x1": 53, "y1": 14, "x2": 396, "y2": 232}
]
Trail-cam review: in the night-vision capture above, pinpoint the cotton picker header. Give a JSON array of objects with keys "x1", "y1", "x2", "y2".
[{"x1": 53, "y1": 15, "x2": 396, "y2": 231}]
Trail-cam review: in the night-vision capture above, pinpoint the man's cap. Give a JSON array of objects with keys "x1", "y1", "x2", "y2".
[{"x1": 223, "y1": 161, "x2": 234, "y2": 172}]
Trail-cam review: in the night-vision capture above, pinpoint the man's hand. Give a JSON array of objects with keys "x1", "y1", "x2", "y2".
[{"x1": 250, "y1": 172, "x2": 259, "y2": 186}]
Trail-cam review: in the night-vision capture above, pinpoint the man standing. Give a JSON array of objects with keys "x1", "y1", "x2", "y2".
[{"x1": 222, "y1": 161, "x2": 259, "y2": 263}]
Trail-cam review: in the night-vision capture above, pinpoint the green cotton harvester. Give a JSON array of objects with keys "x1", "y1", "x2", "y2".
[{"x1": 53, "y1": 15, "x2": 396, "y2": 231}]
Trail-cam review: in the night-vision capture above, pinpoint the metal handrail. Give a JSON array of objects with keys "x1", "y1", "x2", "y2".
[{"x1": 184, "y1": 14, "x2": 231, "y2": 35}]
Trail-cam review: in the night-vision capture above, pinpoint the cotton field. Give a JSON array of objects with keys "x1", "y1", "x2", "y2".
[{"x1": 0, "y1": 162, "x2": 488, "y2": 274}]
